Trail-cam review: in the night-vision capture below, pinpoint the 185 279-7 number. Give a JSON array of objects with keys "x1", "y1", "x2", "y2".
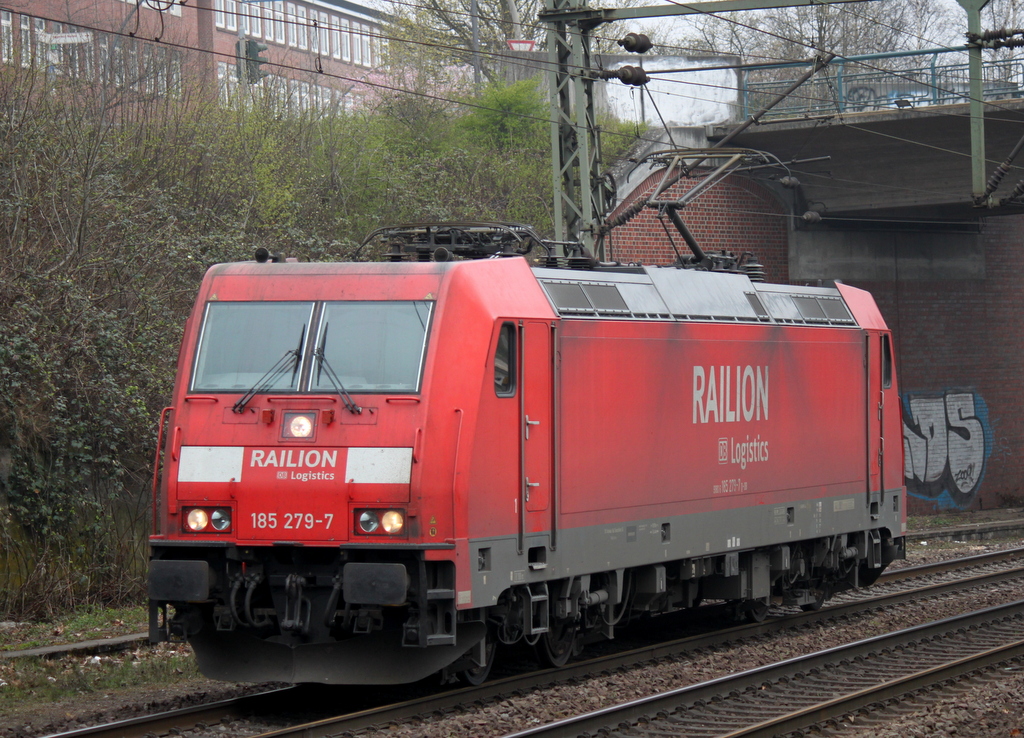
[{"x1": 250, "y1": 512, "x2": 334, "y2": 530}]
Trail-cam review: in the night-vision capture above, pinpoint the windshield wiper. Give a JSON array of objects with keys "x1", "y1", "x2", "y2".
[
  {"x1": 232, "y1": 325, "x2": 306, "y2": 414},
  {"x1": 314, "y1": 323, "x2": 362, "y2": 415}
]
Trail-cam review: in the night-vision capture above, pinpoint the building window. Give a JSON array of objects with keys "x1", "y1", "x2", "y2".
[
  {"x1": 330, "y1": 15, "x2": 340, "y2": 59},
  {"x1": 361, "y1": 24, "x2": 370, "y2": 66},
  {"x1": 286, "y1": 3, "x2": 296, "y2": 47},
  {"x1": 319, "y1": 13, "x2": 329, "y2": 57},
  {"x1": 263, "y1": 3, "x2": 274, "y2": 41},
  {"x1": 214, "y1": 0, "x2": 225, "y2": 29},
  {"x1": 313, "y1": 11, "x2": 325, "y2": 56},
  {"x1": 225, "y1": 0, "x2": 237, "y2": 32},
  {"x1": 217, "y1": 60, "x2": 237, "y2": 103},
  {"x1": 1, "y1": 11, "x2": 12, "y2": 64},
  {"x1": 19, "y1": 16, "x2": 30, "y2": 67},
  {"x1": 351, "y1": 23, "x2": 360, "y2": 65},
  {"x1": 340, "y1": 18, "x2": 350, "y2": 61},
  {"x1": 296, "y1": 6, "x2": 307, "y2": 50},
  {"x1": 33, "y1": 18, "x2": 46, "y2": 68},
  {"x1": 250, "y1": 5, "x2": 261, "y2": 38},
  {"x1": 308, "y1": 9, "x2": 318, "y2": 53},
  {"x1": 151, "y1": 45, "x2": 166, "y2": 93},
  {"x1": 97, "y1": 38, "x2": 110, "y2": 83},
  {"x1": 274, "y1": 1, "x2": 285, "y2": 43}
]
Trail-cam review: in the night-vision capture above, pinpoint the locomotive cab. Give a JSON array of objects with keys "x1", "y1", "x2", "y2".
[{"x1": 148, "y1": 255, "x2": 556, "y2": 683}]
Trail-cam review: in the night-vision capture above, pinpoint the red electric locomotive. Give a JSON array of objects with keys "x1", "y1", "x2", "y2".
[{"x1": 148, "y1": 223, "x2": 905, "y2": 684}]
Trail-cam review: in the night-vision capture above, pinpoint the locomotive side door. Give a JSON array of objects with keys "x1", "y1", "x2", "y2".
[
  {"x1": 866, "y1": 331, "x2": 891, "y2": 515},
  {"x1": 519, "y1": 320, "x2": 555, "y2": 552}
]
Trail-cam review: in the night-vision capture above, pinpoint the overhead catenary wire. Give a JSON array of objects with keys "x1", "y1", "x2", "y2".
[{"x1": 8, "y1": 0, "x2": 1024, "y2": 229}]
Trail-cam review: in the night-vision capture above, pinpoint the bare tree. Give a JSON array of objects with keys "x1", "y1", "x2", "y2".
[{"x1": 681, "y1": 0, "x2": 960, "y2": 64}]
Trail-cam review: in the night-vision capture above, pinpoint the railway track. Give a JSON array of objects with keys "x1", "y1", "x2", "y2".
[
  {"x1": 36, "y1": 545, "x2": 1024, "y2": 738},
  {"x1": 500, "y1": 600, "x2": 1024, "y2": 738},
  {"x1": 235, "y1": 550, "x2": 1024, "y2": 738}
]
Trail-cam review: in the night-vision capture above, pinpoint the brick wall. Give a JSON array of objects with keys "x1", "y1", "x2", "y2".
[
  {"x1": 606, "y1": 170, "x2": 790, "y2": 282},
  {"x1": 851, "y1": 215, "x2": 1024, "y2": 514}
]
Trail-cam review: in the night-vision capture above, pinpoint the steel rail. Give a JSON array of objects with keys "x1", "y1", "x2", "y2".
[
  {"x1": 726, "y1": 638, "x2": 1024, "y2": 737},
  {"x1": 500, "y1": 600, "x2": 1024, "y2": 738},
  {"x1": 37, "y1": 687, "x2": 298, "y2": 738},
  {"x1": 877, "y1": 544, "x2": 1024, "y2": 582},
  {"x1": 245, "y1": 563, "x2": 1024, "y2": 738}
]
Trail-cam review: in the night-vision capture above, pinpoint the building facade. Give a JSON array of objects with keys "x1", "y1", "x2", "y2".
[{"x1": 0, "y1": 0, "x2": 384, "y2": 111}]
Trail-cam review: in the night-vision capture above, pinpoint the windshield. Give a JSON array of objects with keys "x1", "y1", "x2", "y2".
[
  {"x1": 312, "y1": 301, "x2": 432, "y2": 393},
  {"x1": 191, "y1": 302, "x2": 314, "y2": 392}
]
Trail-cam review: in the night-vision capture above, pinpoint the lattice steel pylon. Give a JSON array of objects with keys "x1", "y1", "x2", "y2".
[{"x1": 545, "y1": 0, "x2": 606, "y2": 255}]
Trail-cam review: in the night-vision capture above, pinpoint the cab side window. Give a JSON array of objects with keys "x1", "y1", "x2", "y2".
[{"x1": 494, "y1": 322, "x2": 516, "y2": 396}]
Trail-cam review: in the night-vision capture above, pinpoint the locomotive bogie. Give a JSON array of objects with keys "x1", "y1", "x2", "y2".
[{"x1": 149, "y1": 254, "x2": 905, "y2": 684}]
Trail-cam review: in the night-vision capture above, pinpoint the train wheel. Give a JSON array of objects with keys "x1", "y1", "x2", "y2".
[
  {"x1": 535, "y1": 617, "x2": 576, "y2": 668},
  {"x1": 458, "y1": 632, "x2": 497, "y2": 686},
  {"x1": 745, "y1": 599, "x2": 770, "y2": 623}
]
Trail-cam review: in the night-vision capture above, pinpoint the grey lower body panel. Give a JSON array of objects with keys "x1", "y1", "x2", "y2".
[
  {"x1": 468, "y1": 490, "x2": 904, "y2": 607},
  {"x1": 189, "y1": 621, "x2": 486, "y2": 685}
]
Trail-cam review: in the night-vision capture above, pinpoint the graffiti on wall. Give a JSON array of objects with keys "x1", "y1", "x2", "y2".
[{"x1": 902, "y1": 390, "x2": 992, "y2": 509}]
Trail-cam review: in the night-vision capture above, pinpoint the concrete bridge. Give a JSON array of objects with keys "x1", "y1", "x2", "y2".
[{"x1": 710, "y1": 98, "x2": 1024, "y2": 224}]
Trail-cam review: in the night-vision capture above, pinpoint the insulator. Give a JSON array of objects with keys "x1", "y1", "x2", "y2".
[
  {"x1": 802, "y1": 211, "x2": 822, "y2": 224},
  {"x1": 386, "y1": 238, "x2": 406, "y2": 262},
  {"x1": 779, "y1": 176, "x2": 800, "y2": 189},
  {"x1": 617, "y1": 65, "x2": 649, "y2": 86},
  {"x1": 743, "y1": 259, "x2": 766, "y2": 282},
  {"x1": 618, "y1": 32, "x2": 653, "y2": 54}
]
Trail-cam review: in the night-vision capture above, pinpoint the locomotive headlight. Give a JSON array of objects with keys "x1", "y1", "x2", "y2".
[
  {"x1": 358, "y1": 510, "x2": 380, "y2": 533},
  {"x1": 356, "y1": 509, "x2": 407, "y2": 536},
  {"x1": 281, "y1": 411, "x2": 316, "y2": 440},
  {"x1": 183, "y1": 507, "x2": 231, "y2": 533},
  {"x1": 381, "y1": 510, "x2": 404, "y2": 534},
  {"x1": 185, "y1": 508, "x2": 209, "y2": 532},
  {"x1": 289, "y1": 414, "x2": 313, "y2": 437},
  {"x1": 210, "y1": 508, "x2": 232, "y2": 531}
]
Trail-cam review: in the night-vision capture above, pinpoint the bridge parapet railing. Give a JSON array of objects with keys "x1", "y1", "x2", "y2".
[{"x1": 740, "y1": 47, "x2": 1024, "y2": 120}]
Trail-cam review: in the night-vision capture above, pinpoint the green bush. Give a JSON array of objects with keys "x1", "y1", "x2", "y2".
[{"x1": 0, "y1": 58, "x2": 622, "y2": 619}]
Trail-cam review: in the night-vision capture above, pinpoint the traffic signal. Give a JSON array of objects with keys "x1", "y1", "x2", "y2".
[{"x1": 236, "y1": 38, "x2": 269, "y2": 84}]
